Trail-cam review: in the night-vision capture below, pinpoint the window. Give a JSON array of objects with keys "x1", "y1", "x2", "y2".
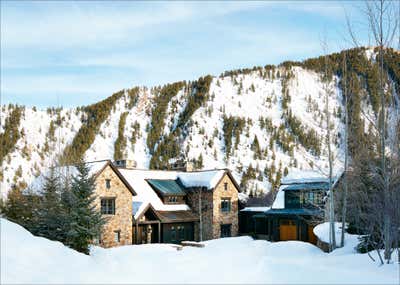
[
  {"x1": 105, "y1": 179, "x2": 111, "y2": 189},
  {"x1": 221, "y1": 224, "x2": 231, "y2": 238},
  {"x1": 101, "y1": 198, "x2": 115, "y2": 215},
  {"x1": 224, "y1": 182, "x2": 228, "y2": 191},
  {"x1": 171, "y1": 226, "x2": 176, "y2": 241},
  {"x1": 221, "y1": 198, "x2": 231, "y2": 212},
  {"x1": 168, "y1": 196, "x2": 178, "y2": 203},
  {"x1": 285, "y1": 191, "x2": 300, "y2": 208},
  {"x1": 178, "y1": 226, "x2": 185, "y2": 240},
  {"x1": 114, "y1": 230, "x2": 120, "y2": 243}
]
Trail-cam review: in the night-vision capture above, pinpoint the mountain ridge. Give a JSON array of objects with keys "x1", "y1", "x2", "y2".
[{"x1": 1, "y1": 46, "x2": 399, "y2": 198}]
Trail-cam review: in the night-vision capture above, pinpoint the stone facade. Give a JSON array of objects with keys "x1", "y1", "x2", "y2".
[
  {"x1": 186, "y1": 190, "x2": 213, "y2": 241},
  {"x1": 212, "y1": 173, "x2": 239, "y2": 239},
  {"x1": 94, "y1": 165, "x2": 133, "y2": 248},
  {"x1": 186, "y1": 172, "x2": 239, "y2": 241}
]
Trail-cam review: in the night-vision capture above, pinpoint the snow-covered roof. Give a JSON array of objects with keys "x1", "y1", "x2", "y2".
[
  {"x1": 118, "y1": 168, "x2": 228, "y2": 220},
  {"x1": 240, "y1": 207, "x2": 271, "y2": 212},
  {"x1": 178, "y1": 170, "x2": 225, "y2": 189},
  {"x1": 271, "y1": 170, "x2": 342, "y2": 209},
  {"x1": 29, "y1": 160, "x2": 109, "y2": 193},
  {"x1": 280, "y1": 170, "x2": 330, "y2": 185}
]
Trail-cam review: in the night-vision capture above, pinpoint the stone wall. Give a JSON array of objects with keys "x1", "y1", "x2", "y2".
[
  {"x1": 212, "y1": 173, "x2": 239, "y2": 239},
  {"x1": 186, "y1": 172, "x2": 239, "y2": 241},
  {"x1": 94, "y1": 165, "x2": 133, "y2": 248},
  {"x1": 186, "y1": 189, "x2": 213, "y2": 241}
]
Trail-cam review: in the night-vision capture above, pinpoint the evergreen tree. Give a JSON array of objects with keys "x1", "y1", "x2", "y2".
[
  {"x1": 36, "y1": 167, "x2": 66, "y2": 242},
  {"x1": 1, "y1": 186, "x2": 39, "y2": 232},
  {"x1": 65, "y1": 162, "x2": 105, "y2": 254}
]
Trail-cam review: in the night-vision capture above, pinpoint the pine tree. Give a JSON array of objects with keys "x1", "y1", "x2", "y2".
[
  {"x1": 65, "y1": 162, "x2": 105, "y2": 254},
  {"x1": 1, "y1": 186, "x2": 39, "y2": 232},
  {"x1": 36, "y1": 167, "x2": 66, "y2": 242}
]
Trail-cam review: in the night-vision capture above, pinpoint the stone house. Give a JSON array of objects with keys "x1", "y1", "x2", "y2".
[{"x1": 72, "y1": 160, "x2": 240, "y2": 248}]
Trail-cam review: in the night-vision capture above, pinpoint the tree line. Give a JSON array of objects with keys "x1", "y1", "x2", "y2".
[{"x1": 0, "y1": 162, "x2": 104, "y2": 255}]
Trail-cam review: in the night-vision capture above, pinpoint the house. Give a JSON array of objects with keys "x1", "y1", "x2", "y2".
[
  {"x1": 238, "y1": 207, "x2": 270, "y2": 237},
  {"x1": 249, "y1": 170, "x2": 342, "y2": 244},
  {"x1": 51, "y1": 159, "x2": 240, "y2": 248}
]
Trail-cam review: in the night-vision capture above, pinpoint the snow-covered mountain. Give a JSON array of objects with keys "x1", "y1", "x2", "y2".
[{"x1": 1, "y1": 47, "x2": 398, "y2": 198}]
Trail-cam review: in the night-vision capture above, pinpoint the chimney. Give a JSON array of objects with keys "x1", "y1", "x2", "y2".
[
  {"x1": 114, "y1": 159, "x2": 137, "y2": 169},
  {"x1": 169, "y1": 158, "x2": 195, "y2": 172}
]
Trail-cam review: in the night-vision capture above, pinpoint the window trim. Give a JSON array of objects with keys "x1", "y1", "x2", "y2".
[
  {"x1": 114, "y1": 230, "x2": 121, "y2": 243},
  {"x1": 105, "y1": 179, "x2": 111, "y2": 189},
  {"x1": 101, "y1": 198, "x2": 116, "y2": 215},
  {"x1": 221, "y1": 198, "x2": 231, "y2": 212}
]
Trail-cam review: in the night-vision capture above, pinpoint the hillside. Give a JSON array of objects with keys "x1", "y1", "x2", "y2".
[{"x1": 1, "y1": 46, "x2": 399, "y2": 198}]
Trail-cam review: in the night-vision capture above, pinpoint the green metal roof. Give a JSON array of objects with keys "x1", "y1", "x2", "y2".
[
  {"x1": 147, "y1": 179, "x2": 186, "y2": 196},
  {"x1": 283, "y1": 182, "x2": 329, "y2": 191}
]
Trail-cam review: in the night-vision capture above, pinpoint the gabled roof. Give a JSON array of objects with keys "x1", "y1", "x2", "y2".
[
  {"x1": 118, "y1": 169, "x2": 190, "y2": 220},
  {"x1": 118, "y1": 168, "x2": 239, "y2": 220},
  {"x1": 147, "y1": 179, "x2": 186, "y2": 196},
  {"x1": 271, "y1": 170, "x2": 343, "y2": 210},
  {"x1": 29, "y1": 160, "x2": 136, "y2": 196}
]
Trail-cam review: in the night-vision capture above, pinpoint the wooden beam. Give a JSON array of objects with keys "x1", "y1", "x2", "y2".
[{"x1": 158, "y1": 221, "x2": 161, "y2": 243}]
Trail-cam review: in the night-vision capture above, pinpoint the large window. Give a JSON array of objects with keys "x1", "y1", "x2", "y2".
[
  {"x1": 101, "y1": 198, "x2": 115, "y2": 215},
  {"x1": 285, "y1": 191, "x2": 324, "y2": 209},
  {"x1": 221, "y1": 198, "x2": 231, "y2": 212}
]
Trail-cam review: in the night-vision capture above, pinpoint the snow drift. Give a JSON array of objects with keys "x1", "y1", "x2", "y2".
[{"x1": 1, "y1": 218, "x2": 398, "y2": 284}]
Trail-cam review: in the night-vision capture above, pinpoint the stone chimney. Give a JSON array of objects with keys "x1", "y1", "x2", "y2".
[
  {"x1": 169, "y1": 158, "x2": 195, "y2": 172},
  {"x1": 114, "y1": 159, "x2": 137, "y2": 169}
]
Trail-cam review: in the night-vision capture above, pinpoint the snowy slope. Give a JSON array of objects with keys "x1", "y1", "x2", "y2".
[
  {"x1": 2, "y1": 49, "x2": 386, "y2": 198},
  {"x1": 2, "y1": 218, "x2": 398, "y2": 284}
]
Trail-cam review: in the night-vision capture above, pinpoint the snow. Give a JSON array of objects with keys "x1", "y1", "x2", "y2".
[
  {"x1": 238, "y1": 192, "x2": 249, "y2": 203},
  {"x1": 281, "y1": 170, "x2": 330, "y2": 184},
  {"x1": 1, "y1": 63, "x2": 354, "y2": 198},
  {"x1": 2, "y1": 218, "x2": 398, "y2": 284},
  {"x1": 29, "y1": 160, "x2": 109, "y2": 193},
  {"x1": 314, "y1": 222, "x2": 343, "y2": 244},
  {"x1": 240, "y1": 207, "x2": 270, "y2": 212},
  {"x1": 271, "y1": 188, "x2": 286, "y2": 209},
  {"x1": 118, "y1": 168, "x2": 229, "y2": 219},
  {"x1": 118, "y1": 169, "x2": 189, "y2": 219},
  {"x1": 272, "y1": 169, "x2": 343, "y2": 209},
  {"x1": 178, "y1": 170, "x2": 225, "y2": 189}
]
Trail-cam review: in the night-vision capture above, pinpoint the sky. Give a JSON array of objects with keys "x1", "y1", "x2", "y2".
[{"x1": 0, "y1": 1, "x2": 375, "y2": 108}]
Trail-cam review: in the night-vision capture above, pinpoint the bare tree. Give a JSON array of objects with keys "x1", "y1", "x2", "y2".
[
  {"x1": 340, "y1": 50, "x2": 349, "y2": 248},
  {"x1": 320, "y1": 36, "x2": 337, "y2": 251},
  {"x1": 345, "y1": 0, "x2": 399, "y2": 263}
]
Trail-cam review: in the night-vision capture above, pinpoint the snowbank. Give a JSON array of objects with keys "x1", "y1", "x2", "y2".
[
  {"x1": 1, "y1": 218, "x2": 398, "y2": 284},
  {"x1": 313, "y1": 222, "x2": 343, "y2": 244}
]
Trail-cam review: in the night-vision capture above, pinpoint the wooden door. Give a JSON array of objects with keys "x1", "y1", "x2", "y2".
[
  {"x1": 279, "y1": 220, "x2": 297, "y2": 241},
  {"x1": 308, "y1": 225, "x2": 318, "y2": 244}
]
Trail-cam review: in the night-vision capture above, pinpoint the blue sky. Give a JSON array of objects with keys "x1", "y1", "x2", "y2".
[{"x1": 1, "y1": 1, "x2": 371, "y2": 108}]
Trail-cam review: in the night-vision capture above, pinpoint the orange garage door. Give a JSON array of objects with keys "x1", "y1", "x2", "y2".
[{"x1": 279, "y1": 220, "x2": 297, "y2": 241}]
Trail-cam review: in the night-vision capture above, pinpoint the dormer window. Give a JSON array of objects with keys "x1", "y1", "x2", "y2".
[
  {"x1": 168, "y1": 196, "x2": 178, "y2": 203},
  {"x1": 105, "y1": 179, "x2": 111, "y2": 189}
]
